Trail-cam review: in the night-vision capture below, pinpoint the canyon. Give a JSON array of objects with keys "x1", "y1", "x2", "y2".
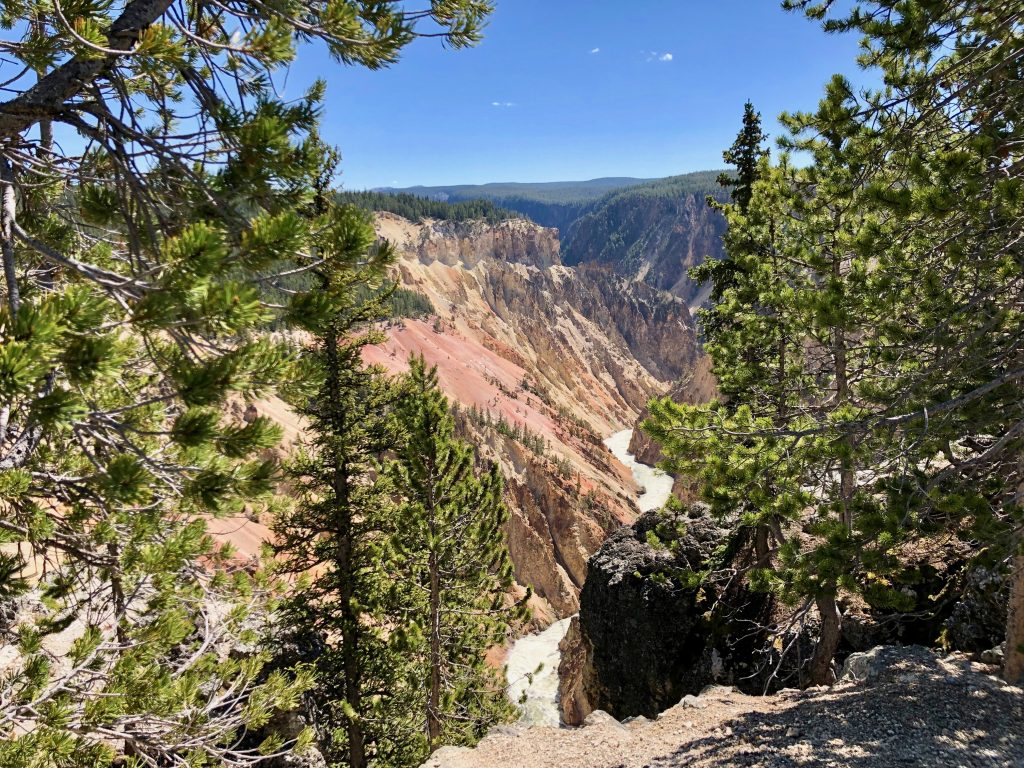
[
  {"x1": 504, "y1": 429, "x2": 676, "y2": 727},
  {"x1": 210, "y1": 201, "x2": 712, "y2": 625},
  {"x1": 387, "y1": 172, "x2": 730, "y2": 307},
  {"x1": 363, "y1": 213, "x2": 704, "y2": 619}
]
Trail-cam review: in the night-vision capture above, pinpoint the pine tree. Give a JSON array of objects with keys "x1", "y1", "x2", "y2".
[
  {"x1": 649, "y1": 0, "x2": 1024, "y2": 686},
  {"x1": 718, "y1": 101, "x2": 769, "y2": 214},
  {"x1": 272, "y1": 195, "x2": 427, "y2": 768},
  {"x1": 691, "y1": 101, "x2": 769, "y2": 322},
  {"x1": 0, "y1": 3, "x2": 493, "y2": 765},
  {"x1": 389, "y1": 358, "x2": 524, "y2": 754}
]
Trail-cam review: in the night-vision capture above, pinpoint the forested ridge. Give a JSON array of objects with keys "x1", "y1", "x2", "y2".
[
  {"x1": 338, "y1": 191, "x2": 519, "y2": 225},
  {"x1": 381, "y1": 178, "x2": 651, "y2": 230}
]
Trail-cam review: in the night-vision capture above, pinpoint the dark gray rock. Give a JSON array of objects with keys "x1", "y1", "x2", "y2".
[
  {"x1": 572, "y1": 506, "x2": 781, "y2": 720},
  {"x1": 943, "y1": 565, "x2": 1009, "y2": 652}
]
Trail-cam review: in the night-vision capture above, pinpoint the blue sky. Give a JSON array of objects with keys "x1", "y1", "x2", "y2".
[{"x1": 284, "y1": 2, "x2": 870, "y2": 189}]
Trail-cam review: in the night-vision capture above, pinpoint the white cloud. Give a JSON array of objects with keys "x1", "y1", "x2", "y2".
[
  {"x1": 491, "y1": 101, "x2": 516, "y2": 108},
  {"x1": 590, "y1": 47, "x2": 600, "y2": 54},
  {"x1": 646, "y1": 51, "x2": 674, "y2": 63},
  {"x1": 659, "y1": 52, "x2": 673, "y2": 62}
]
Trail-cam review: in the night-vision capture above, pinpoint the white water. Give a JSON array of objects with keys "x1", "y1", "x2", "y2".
[
  {"x1": 505, "y1": 616, "x2": 572, "y2": 726},
  {"x1": 504, "y1": 429, "x2": 672, "y2": 726},
  {"x1": 603, "y1": 428, "x2": 674, "y2": 512}
]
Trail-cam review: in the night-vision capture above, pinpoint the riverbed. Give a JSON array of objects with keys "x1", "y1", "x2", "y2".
[{"x1": 504, "y1": 428, "x2": 673, "y2": 725}]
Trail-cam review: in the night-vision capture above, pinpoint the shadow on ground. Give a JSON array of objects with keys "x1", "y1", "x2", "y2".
[{"x1": 647, "y1": 648, "x2": 1024, "y2": 768}]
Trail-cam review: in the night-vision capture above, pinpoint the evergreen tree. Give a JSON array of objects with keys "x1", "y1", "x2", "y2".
[
  {"x1": 649, "y1": 0, "x2": 1024, "y2": 685},
  {"x1": 718, "y1": 101, "x2": 769, "y2": 214},
  {"x1": 691, "y1": 101, "x2": 770, "y2": 337},
  {"x1": 0, "y1": 3, "x2": 493, "y2": 765},
  {"x1": 389, "y1": 358, "x2": 524, "y2": 754},
  {"x1": 272, "y1": 198, "x2": 424, "y2": 768}
]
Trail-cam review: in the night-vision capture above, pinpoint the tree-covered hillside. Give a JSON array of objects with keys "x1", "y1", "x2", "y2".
[
  {"x1": 338, "y1": 191, "x2": 518, "y2": 224},
  {"x1": 381, "y1": 177, "x2": 652, "y2": 230},
  {"x1": 561, "y1": 171, "x2": 730, "y2": 305}
]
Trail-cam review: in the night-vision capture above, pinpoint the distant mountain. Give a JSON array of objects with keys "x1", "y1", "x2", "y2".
[{"x1": 376, "y1": 177, "x2": 653, "y2": 231}]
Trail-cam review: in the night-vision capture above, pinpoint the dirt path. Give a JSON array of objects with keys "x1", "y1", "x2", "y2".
[{"x1": 424, "y1": 646, "x2": 1024, "y2": 768}]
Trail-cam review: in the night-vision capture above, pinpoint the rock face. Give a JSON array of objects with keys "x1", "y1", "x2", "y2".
[
  {"x1": 562, "y1": 183, "x2": 728, "y2": 306},
  {"x1": 401, "y1": 217, "x2": 561, "y2": 269},
  {"x1": 366, "y1": 213, "x2": 706, "y2": 618},
  {"x1": 557, "y1": 507, "x2": 772, "y2": 723}
]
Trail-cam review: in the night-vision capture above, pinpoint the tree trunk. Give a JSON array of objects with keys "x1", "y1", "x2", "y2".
[
  {"x1": 325, "y1": 328, "x2": 367, "y2": 768},
  {"x1": 1004, "y1": 462, "x2": 1024, "y2": 684},
  {"x1": 809, "y1": 594, "x2": 841, "y2": 686},
  {"x1": 1, "y1": 159, "x2": 19, "y2": 316},
  {"x1": 427, "y1": 547, "x2": 442, "y2": 751},
  {"x1": 1004, "y1": 554, "x2": 1024, "y2": 684},
  {"x1": 754, "y1": 524, "x2": 770, "y2": 567}
]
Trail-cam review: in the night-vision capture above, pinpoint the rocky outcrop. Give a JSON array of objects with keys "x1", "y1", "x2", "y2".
[
  {"x1": 555, "y1": 616, "x2": 594, "y2": 725},
  {"x1": 557, "y1": 506, "x2": 778, "y2": 723},
  {"x1": 465, "y1": 421, "x2": 618, "y2": 616}
]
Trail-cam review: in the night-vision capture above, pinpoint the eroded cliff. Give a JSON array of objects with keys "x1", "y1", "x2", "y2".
[
  {"x1": 562, "y1": 175, "x2": 728, "y2": 307},
  {"x1": 365, "y1": 213, "x2": 704, "y2": 618}
]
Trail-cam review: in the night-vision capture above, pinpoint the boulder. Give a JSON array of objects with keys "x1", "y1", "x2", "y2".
[
  {"x1": 840, "y1": 644, "x2": 941, "y2": 684},
  {"x1": 558, "y1": 506, "x2": 778, "y2": 723}
]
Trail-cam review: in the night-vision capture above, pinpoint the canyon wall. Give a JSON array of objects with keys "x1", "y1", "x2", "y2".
[
  {"x1": 366, "y1": 213, "x2": 704, "y2": 618},
  {"x1": 562, "y1": 177, "x2": 728, "y2": 307}
]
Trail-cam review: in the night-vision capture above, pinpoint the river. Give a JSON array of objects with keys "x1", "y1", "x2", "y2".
[
  {"x1": 603, "y1": 428, "x2": 675, "y2": 512},
  {"x1": 504, "y1": 428, "x2": 673, "y2": 726}
]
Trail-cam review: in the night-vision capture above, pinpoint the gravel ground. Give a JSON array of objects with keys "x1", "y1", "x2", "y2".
[{"x1": 423, "y1": 646, "x2": 1024, "y2": 768}]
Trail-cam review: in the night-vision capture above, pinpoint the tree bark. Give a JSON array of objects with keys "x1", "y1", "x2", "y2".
[
  {"x1": 809, "y1": 594, "x2": 841, "y2": 686},
  {"x1": 422, "y1": 387, "x2": 444, "y2": 753},
  {"x1": 1, "y1": 159, "x2": 19, "y2": 316},
  {"x1": 1004, "y1": 554, "x2": 1024, "y2": 684},
  {"x1": 427, "y1": 547, "x2": 442, "y2": 751},
  {"x1": 325, "y1": 328, "x2": 367, "y2": 768},
  {"x1": 754, "y1": 524, "x2": 771, "y2": 567},
  {"x1": 1003, "y1": 461, "x2": 1024, "y2": 684}
]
